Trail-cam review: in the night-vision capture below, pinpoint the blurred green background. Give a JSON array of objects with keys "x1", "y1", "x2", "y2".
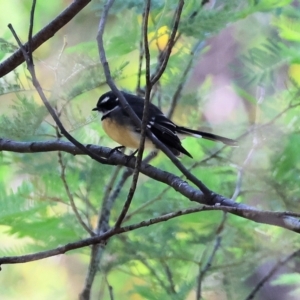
[{"x1": 1, "y1": 0, "x2": 300, "y2": 299}]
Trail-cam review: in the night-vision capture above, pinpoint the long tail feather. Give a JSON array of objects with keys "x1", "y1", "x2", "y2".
[{"x1": 177, "y1": 126, "x2": 238, "y2": 147}]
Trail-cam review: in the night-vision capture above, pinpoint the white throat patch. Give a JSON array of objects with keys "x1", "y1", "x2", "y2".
[{"x1": 101, "y1": 105, "x2": 119, "y2": 118}]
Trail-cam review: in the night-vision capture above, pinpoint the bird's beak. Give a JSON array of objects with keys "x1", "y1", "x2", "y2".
[{"x1": 92, "y1": 107, "x2": 98, "y2": 111}]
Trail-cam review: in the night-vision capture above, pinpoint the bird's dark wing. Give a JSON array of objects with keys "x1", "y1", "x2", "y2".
[
  {"x1": 150, "y1": 120, "x2": 192, "y2": 157},
  {"x1": 121, "y1": 93, "x2": 192, "y2": 157}
]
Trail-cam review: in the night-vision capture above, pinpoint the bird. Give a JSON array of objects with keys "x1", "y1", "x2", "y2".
[{"x1": 92, "y1": 91, "x2": 237, "y2": 158}]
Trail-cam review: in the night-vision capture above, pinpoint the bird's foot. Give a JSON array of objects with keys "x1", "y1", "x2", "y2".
[
  {"x1": 124, "y1": 149, "x2": 138, "y2": 164},
  {"x1": 108, "y1": 146, "x2": 125, "y2": 157}
]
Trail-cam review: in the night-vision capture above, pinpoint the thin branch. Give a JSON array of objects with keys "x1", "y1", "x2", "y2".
[
  {"x1": 101, "y1": 152, "x2": 158, "y2": 224},
  {"x1": 85, "y1": 6, "x2": 162, "y2": 287},
  {"x1": 150, "y1": 0, "x2": 185, "y2": 85},
  {"x1": 2, "y1": 139, "x2": 300, "y2": 232},
  {"x1": 106, "y1": 169, "x2": 136, "y2": 227},
  {"x1": 96, "y1": 0, "x2": 211, "y2": 227},
  {"x1": 80, "y1": 166, "x2": 130, "y2": 299},
  {"x1": 161, "y1": 260, "x2": 176, "y2": 294},
  {"x1": 96, "y1": 0, "x2": 142, "y2": 231},
  {"x1": 114, "y1": 0, "x2": 152, "y2": 228},
  {"x1": 74, "y1": 190, "x2": 98, "y2": 215},
  {"x1": 1, "y1": 205, "x2": 300, "y2": 266},
  {"x1": 143, "y1": 0, "x2": 151, "y2": 89},
  {"x1": 136, "y1": 9, "x2": 145, "y2": 94},
  {"x1": 198, "y1": 99, "x2": 300, "y2": 176},
  {"x1": 97, "y1": 165, "x2": 123, "y2": 232},
  {"x1": 124, "y1": 184, "x2": 171, "y2": 222},
  {"x1": 244, "y1": 249, "x2": 300, "y2": 300},
  {"x1": 96, "y1": 0, "x2": 212, "y2": 196},
  {"x1": 196, "y1": 212, "x2": 226, "y2": 299},
  {"x1": 8, "y1": 24, "x2": 109, "y2": 166},
  {"x1": 27, "y1": 0, "x2": 36, "y2": 66},
  {"x1": 58, "y1": 151, "x2": 94, "y2": 236},
  {"x1": 106, "y1": 277, "x2": 114, "y2": 300},
  {"x1": 80, "y1": 244, "x2": 106, "y2": 300},
  {"x1": 196, "y1": 236, "x2": 222, "y2": 300},
  {"x1": 238, "y1": 100, "x2": 300, "y2": 142}
]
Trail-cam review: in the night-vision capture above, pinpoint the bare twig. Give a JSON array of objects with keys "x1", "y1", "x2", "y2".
[
  {"x1": 161, "y1": 260, "x2": 176, "y2": 294},
  {"x1": 124, "y1": 184, "x2": 171, "y2": 222},
  {"x1": 151, "y1": 0, "x2": 185, "y2": 85},
  {"x1": 97, "y1": 165, "x2": 123, "y2": 232},
  {"x1": 80, "y1": 244, "x2": 106, "y2": 300},
  {"x1": 96, "y1": 0, "x2": 214, "y2": 199},
  {"x1": 97, "y1": 0, "x2": 143, "y2": 230},
  {"x1": 101, "y1": 152, "x2": 158, "y2": 224},
  {"x1": 136, "y1": 9, "x2": 145, "y2": 94},
  {"x1": 143, "y1": 0, "x2": 151, "y2": 89},
  {"x1": 196, "y1": 236, "x2": 222, "y2": 300},
  {"x1": 106, "y1": 277, "x2": 114, "y2": 300},
  {"x1": 80, "y1": 166, "x2": 131, "y2": 299},
  {"x1": 96, "y1": 0, "x2": 212, "y2": 228},
  {"x1": 14, "y1": 0, "x2": 91, "y2": 237},
  {"x1": 74, "y1": 190, "x2": 98, "y2": 215},
  {"x1": 114, "y1": 0, "x2": 152, "y2": 228},
  {"x1": 196, "y1": 211, "x2": 226, "y2": 299},
  {"x1": 58, "y1": 151, "x2": 94, "y2": 235},
  {"x1": 1, "y1": 205, "x2": 300, "y2": 266},
  {"x1": 2, "y1": 138, "x2": 300, "y2": 231},
  {"x1": 27, "y1": 0, "x2": 36, "y2": 65},
  {"x1": 8, "y1": 24, "x2": 109, "y2": 166}
]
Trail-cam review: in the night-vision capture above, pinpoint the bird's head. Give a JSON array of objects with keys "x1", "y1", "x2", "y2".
[{"x1": 92, "y1": 91, "x2": 119, "y2": 114}]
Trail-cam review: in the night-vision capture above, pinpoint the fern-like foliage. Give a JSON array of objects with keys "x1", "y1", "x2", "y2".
[
  {"x1": 236, "y1": 39, "x2": 296, "y2": 87},
  {"x1": 0, "y1": 95, "x2": 49, "y2": 140}
]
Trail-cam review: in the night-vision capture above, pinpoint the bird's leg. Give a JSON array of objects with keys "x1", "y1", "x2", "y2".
[
  {"x1": 129, "y1": 149, "x2": 138, "y2": 156},
  {"x1": 123, "y1": 149, "x2": 138, "y2": 164},
  {"x1": 108, "y1": 146, "x2": 126, "y2": 157}
]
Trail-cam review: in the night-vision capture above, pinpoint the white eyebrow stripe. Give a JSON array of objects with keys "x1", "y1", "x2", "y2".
[{"x1": 101, "y1": 96, "x2": 111, "y2": 103}]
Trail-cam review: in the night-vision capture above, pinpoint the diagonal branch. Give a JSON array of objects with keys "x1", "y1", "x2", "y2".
[
  {"x1": 150, "y1": 0, "x2": 184, "y2": 85},
  {"x1": 96, "y1": 0, "x2": 212, "y2": 198},
  {"x1": 114, "y1": 0, "x2": 152, "y2": 228},
  {"x1": 0, "y1": 0, "x2": 92, "y2": 78},
  {"x1": 1, "y1": 205, "x2": 300, "y2": 266},
  {"x1": 7, "y1": 23, "x2": 108, "y2": 166},
  {"x1": 1, "y1": 138, "x2": 300, "y2": 233},
  {"x1": 58, "y1": 151, "x2": 94, "y2": 236}
]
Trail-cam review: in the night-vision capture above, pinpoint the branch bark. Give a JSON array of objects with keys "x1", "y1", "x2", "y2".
[
  {"x1": 1, "y1": 138, "x2": 300, "y2": 233},
  {"x1": 0, "y1": 205, "x2": 299, "y2": 266}
]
